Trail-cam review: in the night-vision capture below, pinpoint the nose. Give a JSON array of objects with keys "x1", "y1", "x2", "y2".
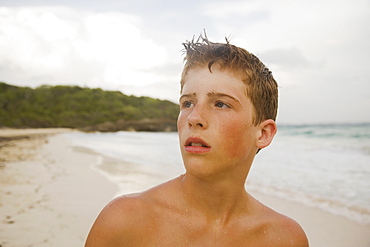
[{"x1": 187, "y1": 104, "x2": 208, "y2": 129}]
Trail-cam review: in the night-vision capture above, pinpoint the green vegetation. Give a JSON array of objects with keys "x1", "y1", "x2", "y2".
[{"x1": 0, "y1": 82, "x2": 179, "y2": 131}]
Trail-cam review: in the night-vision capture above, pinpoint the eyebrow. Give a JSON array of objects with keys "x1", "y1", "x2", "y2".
[
  {"x1": 206, "y1": 92, "x2": 241, "y2": 104},
  {"x1": 179, "y1": 92, "x2": 241, "y2": 104},
  {"x1": 179, "y1": 93, "x2": 196, "y2": 102}
]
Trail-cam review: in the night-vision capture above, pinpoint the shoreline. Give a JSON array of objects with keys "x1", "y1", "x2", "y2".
[
  {"x1": 1, "y1": 128, "x2": 369, "y2": 246},
  {"x1": 0, "y1": 128, "x2": 74, "y2": 164},
  {"x1": 70, "y1": 132, "x2": 370, "y2": 247},
  {"x1": 0, "y1": 129, "x2": 117, "y2": 247},
  {"x1": 251, "y1": 192, "x2": 370, "y2": 247}
]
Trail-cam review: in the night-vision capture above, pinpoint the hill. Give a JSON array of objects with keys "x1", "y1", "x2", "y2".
[{"x1": 0, "y1": 82, "x2": 179, "y2": 132}]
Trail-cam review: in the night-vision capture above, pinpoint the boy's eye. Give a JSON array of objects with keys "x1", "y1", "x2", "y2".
[
  {"x1": 182, "y1": 101, "x2": 193, "y2": 108},
  {"x1": 215, "y1": 101, "x2": 230, "y2": 108}
]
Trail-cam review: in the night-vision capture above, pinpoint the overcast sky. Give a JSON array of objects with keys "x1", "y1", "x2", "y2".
[{"x1": 0, "y1": 0, "x2": 369, "y2": 124}]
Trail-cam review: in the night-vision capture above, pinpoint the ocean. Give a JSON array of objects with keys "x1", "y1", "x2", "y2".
[{"x1": 66, "y1": 123, "x2": 370, "y2": 225}]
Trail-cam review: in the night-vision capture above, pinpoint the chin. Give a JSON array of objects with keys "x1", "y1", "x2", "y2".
[{"x1": 183, "y1": 159, "x2": 227, "y2": 180}]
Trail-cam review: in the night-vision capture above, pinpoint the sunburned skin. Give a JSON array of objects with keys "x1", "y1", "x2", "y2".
[{"x1": 85, "y1": 66, "x2": 309, "y2": 247}]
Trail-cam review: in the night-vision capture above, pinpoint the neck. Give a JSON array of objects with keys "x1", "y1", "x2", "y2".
[{"x1": 179, "y1": 173, "x2": 250, "y2": 224}]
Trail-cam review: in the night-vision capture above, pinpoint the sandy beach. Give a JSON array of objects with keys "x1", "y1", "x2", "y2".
[
  {"x1": 0, "y1": 129, "x2": 117, "y2": 247},
  {"x1": 0, "y1": 129, "x2": 369, "y2": 246}
]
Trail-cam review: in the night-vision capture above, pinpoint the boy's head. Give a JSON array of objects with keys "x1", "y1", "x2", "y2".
[{"x1": 180, "y1": 35, "x2": 278, "y2": 126}]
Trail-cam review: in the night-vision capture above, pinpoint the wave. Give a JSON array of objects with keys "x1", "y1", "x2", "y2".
[
  {"x1": 278, "y1": 123, "x2": 370, "y2": 139},
  {"x1": 247, "y1": 182, "x2": 370, "y2": 226}
]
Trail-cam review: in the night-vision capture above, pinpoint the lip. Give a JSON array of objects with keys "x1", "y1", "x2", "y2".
[{"x1": 184, "y1": 137, "x2": 211, "y2": 154}]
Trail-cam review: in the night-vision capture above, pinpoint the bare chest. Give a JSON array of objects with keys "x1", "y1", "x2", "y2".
[{"x1": 133, "y1": 216, "x2": 273, "y2": 247}]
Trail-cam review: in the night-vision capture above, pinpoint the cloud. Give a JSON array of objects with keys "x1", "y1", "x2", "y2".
[
  {"x1": 0, "y1": 6, "x2": 168, "y2": 88},
  {"x1": 259, "y1": 47, "x2": 314, "y2": 69},
  {"x1": 0, "y1": 1, "x2": 369, "y2": 123},
  {"x1": 202, "y1": 0, "x2": 269, "y2": 21}
]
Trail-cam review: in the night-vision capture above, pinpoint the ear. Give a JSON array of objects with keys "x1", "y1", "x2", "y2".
[{"x1": 256, "y1": 119, "x2": 277, "y2": 150}]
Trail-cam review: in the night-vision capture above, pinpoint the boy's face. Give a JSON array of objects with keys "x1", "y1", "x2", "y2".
[{"x1": 178, "y1": 66, "x2": 260, "y2": 179}]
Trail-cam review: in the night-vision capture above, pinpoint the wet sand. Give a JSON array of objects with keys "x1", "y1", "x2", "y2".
[{"x1": 0, "y1": 128, "x2": 369, "y2": 247}]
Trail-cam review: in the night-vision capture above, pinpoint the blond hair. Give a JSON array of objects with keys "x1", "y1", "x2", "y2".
[{"x1": 181, "y1": 35, "x2": 278, "y2": 125}]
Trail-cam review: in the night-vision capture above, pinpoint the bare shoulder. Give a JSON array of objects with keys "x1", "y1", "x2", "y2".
[
  {"x1": 269, "y1": 212, "x2": 309, "y2": 246},
  {"x1": 85, "y1": 180, "x2": 177, "y2": 247},
  {"x1": 85, "y1": 192, "x2": 158, "y2": 247},
  {"x1": 260, "y1": 203, "x2": 309, "y2": 247}
]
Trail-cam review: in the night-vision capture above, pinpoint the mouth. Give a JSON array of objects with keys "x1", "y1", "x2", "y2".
[
  {"x1": 184, "y1": 137, "x2": 211, "y2": 153},
  {"x1": 188, "y1": 142, "x2": 210, "y2": 148},
  {"x1": 185, "y1": 137, "x2": 210, "y2": 147}
]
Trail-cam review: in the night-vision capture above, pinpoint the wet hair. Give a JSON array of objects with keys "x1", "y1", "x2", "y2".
[{"x1": 180, "y1": 34, "x2": 278, "y2": 126}]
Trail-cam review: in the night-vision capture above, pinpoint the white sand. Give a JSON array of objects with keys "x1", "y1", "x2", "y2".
[
  {"x1": 0, "y1": 129, "x2": 117, "y2": 247},
  {"x1": 0, "y1": 129, "x2": 369, "y2": 246}
]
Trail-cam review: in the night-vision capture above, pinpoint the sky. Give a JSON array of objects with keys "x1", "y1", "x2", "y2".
[{"x1": 0, "y1": 0, "x2": 369, "y2": 124}]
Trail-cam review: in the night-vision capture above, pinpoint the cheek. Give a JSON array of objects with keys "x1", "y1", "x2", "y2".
[
  {"x1": 219, "y1": 119, "x2": 255, "y2": 157},
  {"x1": 177, "y1": 111, "x2": 186, "y2": 131},
  {"x1": 177, "y1": 111, "x2": 189, "y2": 145}
]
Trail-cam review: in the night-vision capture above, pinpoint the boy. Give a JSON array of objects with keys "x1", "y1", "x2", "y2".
[{"x1": 85, "y1": 35, "x2": 309, "y2": 246}]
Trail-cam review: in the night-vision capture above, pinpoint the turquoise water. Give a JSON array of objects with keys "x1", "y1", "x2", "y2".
[{"x1": 66, "y1": 123, "x2": 370, "y2": 225}]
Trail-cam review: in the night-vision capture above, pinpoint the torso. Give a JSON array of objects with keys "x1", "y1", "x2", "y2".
[{"x1": 105, "y1": 178, "x2": 307, "y2": 247}]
